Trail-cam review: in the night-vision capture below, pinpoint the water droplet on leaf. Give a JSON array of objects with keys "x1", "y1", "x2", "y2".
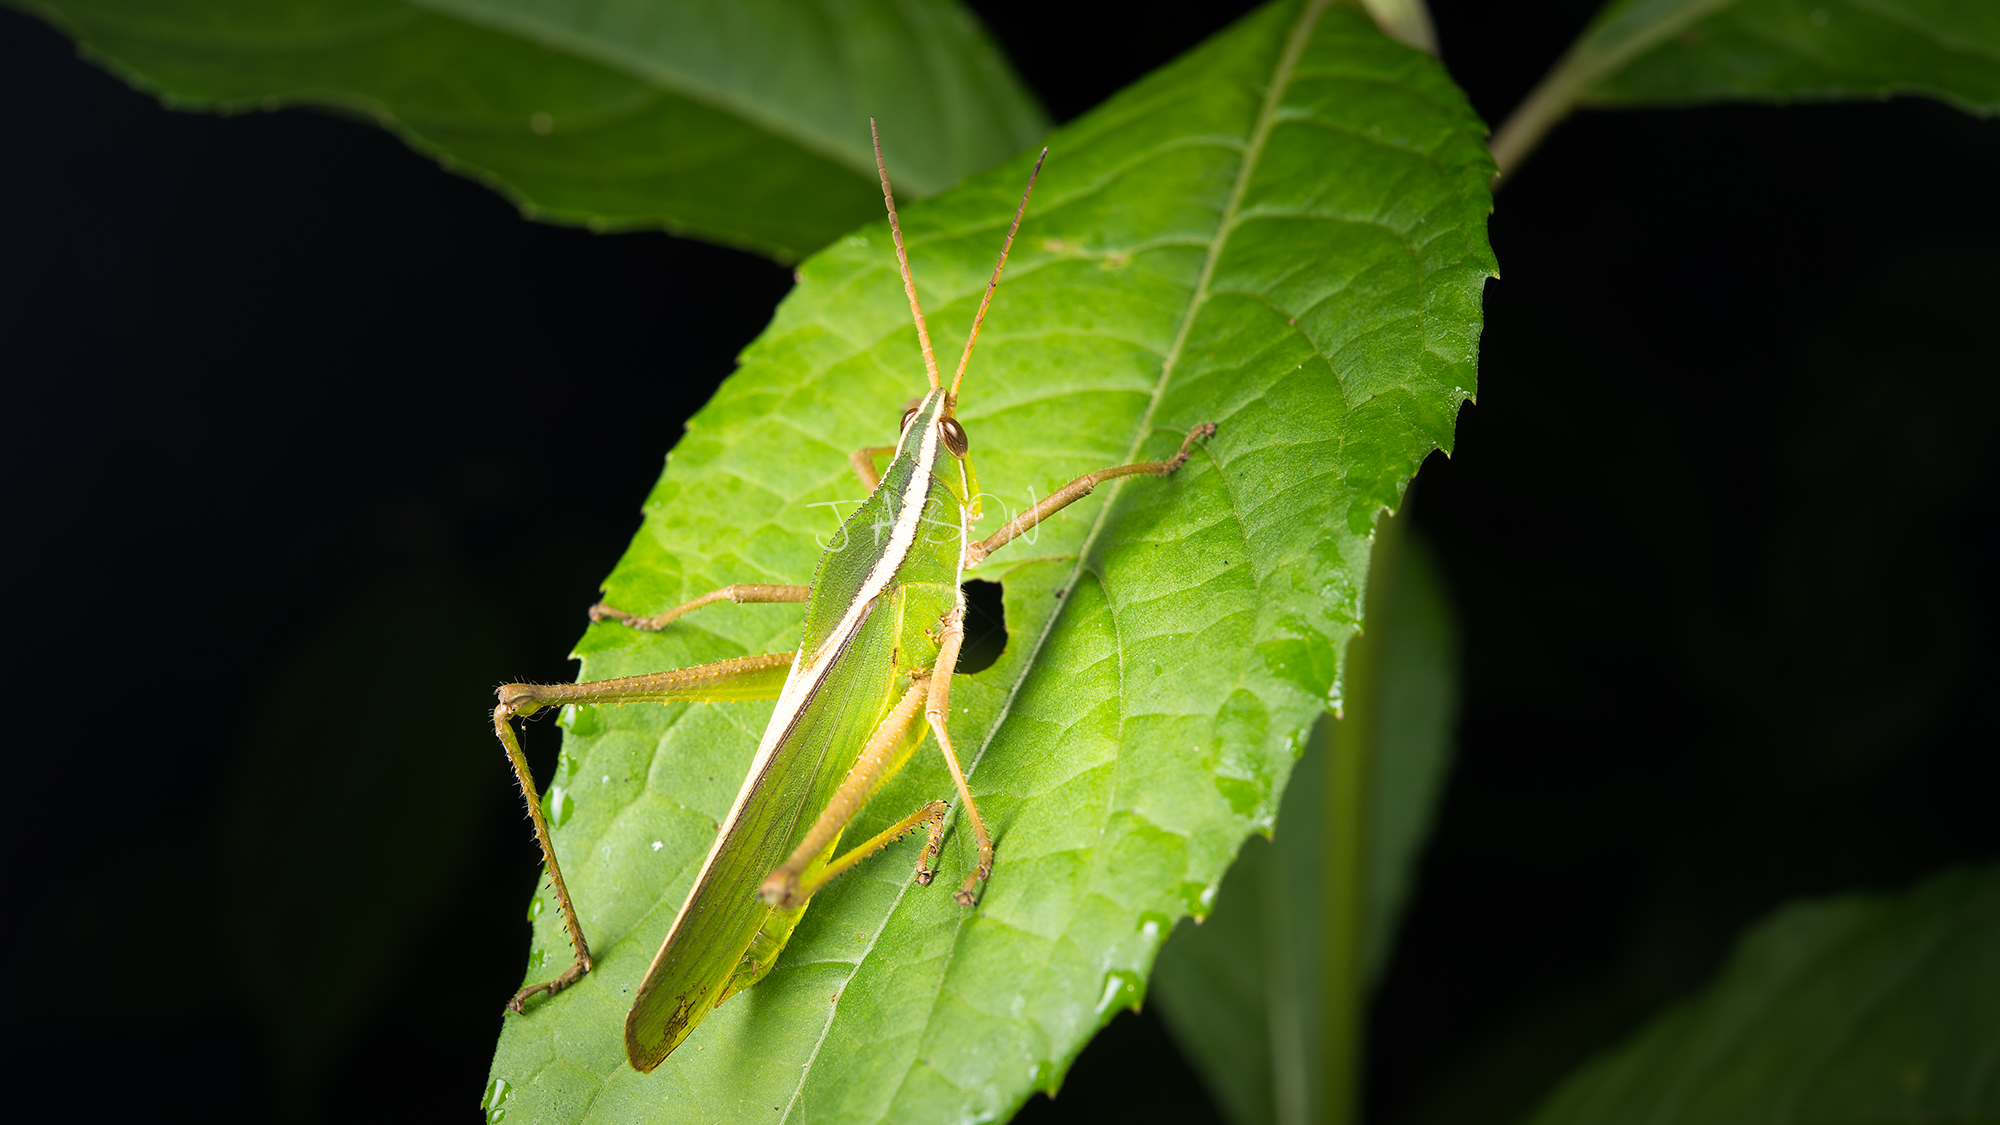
[
  {"x1": 1095, "y1": 969, "x2": 1142, "y2": 1017},
  {"x1": 482, "y1": 1077, "x2": 512, "y2": 1123}
]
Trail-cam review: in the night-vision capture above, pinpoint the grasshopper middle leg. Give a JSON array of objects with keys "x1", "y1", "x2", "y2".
[
  {"x1": 757, "y1": 604, "x2": 1001, "y2": 910},
  {"x1": 589, "y1": 583, "x2": 809, "y2": 632},
  {"x1": 759, "y1": 679, "x2": 948, "y2": 909}
]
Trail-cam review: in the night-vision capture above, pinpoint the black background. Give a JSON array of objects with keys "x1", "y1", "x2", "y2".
[{"x1": 6, "y1": 2, "x2": 1995, "y2": 1121}]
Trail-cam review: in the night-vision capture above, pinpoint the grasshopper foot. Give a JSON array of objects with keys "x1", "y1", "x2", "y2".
[
  {"x1": 587, "y1": 602, "x2": 646, "y2": 628},
  {"x1": 508, "y1": 952, "x2": 592, "y2": 1012},
  {"x1": 952, "y1": 862, "x2": 992, "y2": 907},
  {"x1": 1163, "y1": 421, "x2": 1217, "y2": 472}
]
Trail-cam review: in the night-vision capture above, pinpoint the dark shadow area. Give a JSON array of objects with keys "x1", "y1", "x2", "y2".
[
  {"x1": 2, "y1": 10, "x2": 790, "y2": 1120},
  {"x1": 1373, "y1": 94, "x2": 2000, "y2": 1122},
  {"x1": 7, "y1": 2, "x2": 1997, "y2": 1123},
  {"x1": 1014, "y1": 1007, "x2": 1227, "y2": 1124},
  {"x1": 971, "y1": 0, "x2": 1264, "y2": 123},
  {"x1": 1370, "y1": 7, "x2": 2000, "y2": 1125},
  {"x1": 957, "y1": 578, "x2": 1008, "y2": 674}
]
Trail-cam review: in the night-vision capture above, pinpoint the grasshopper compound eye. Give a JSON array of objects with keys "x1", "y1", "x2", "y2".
[
  {"x1": 939, "y1": 417, "x2": 969, "y2": 457},
  {"x1": 900, "y1": 405, "x2": 921, "y2": 434}
]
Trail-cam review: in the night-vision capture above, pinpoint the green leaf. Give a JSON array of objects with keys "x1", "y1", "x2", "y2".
[
  {"x1": 1524, "y1": 862, "x2": 2000, "y2": 1125},
  {"x1": 14, "y1": 0, "x2": 1049, "y2": 261},
  {"x1": 483, "y1": 1, "x2": 1494, "y2": 1121},
  {"x1": 1492, "y1": 0, "x2": 2000, "y2": 174},
  {"x1": 1148, "y1": 520, "x2": 1463, "y2": 1125},
  {"x1": 1584, "y1": 0, "x2": 2000, "y2": 110},
  {"x1": 1354, "y1": 529, "x2": 1459, "y2": 992}
]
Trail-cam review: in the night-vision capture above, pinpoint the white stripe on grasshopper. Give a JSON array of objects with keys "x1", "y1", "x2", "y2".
[{"x1": 655, "y1": 396, "x2": 944, "y2": 950}]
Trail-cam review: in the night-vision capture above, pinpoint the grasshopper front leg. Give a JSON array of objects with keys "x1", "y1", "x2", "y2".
[
  {"x1": 494, "y1": 652, "x2": 794, "y2": 1009},
  {"x1": 922, "y1": 610, "x2": 993, "y2": 905},
  {"x1": 963, "y1": 422, "x2": 1216, "y2": 568},
  {"x1": 849, "y1": 444, "x2": 899, "y2": 491},
  {"x1": 927, "y1": 423, "x2": 1216, "y2": 901}
]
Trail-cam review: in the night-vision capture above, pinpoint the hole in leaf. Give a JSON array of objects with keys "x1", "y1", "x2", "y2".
[{"x1": 956, "y1": 579, "x2": 1006, "y2": 674}]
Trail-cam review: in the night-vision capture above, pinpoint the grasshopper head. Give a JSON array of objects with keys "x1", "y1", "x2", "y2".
[
  {"x1": 899, "y1": 388, "x2": 980, "y2": 520},
  {"x1": 900, "y1": 391, "x2": 968, "y2": 459}
]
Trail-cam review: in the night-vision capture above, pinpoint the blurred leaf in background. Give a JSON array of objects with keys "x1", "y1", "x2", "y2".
[
  {"x1": 223, "y1": 574, "x2": 514, "y2": 1103},
  {"x1": 1526, "y1": 863, "x2": 2000, "y2": 1124},
  {"x1": 11, "y1": 0, "x2": 1050, "y2": 260},
  {"x1": 1493, "y1": 0, "x2": 2000, "y2": 172},
  {"x1": 1582, "y1": 0, "x2": 2000, "y2": 110},
  {"x1": 1151, "y1": 513, "x2": 1462, "y2": 1125}
]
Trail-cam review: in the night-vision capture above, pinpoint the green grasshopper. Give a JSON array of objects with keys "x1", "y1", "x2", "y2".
[{"x1": 491, "y1": 120, "x2": 1215, "y2": 1073}]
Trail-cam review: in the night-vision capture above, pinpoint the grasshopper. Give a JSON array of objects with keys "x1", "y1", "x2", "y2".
[{"x1": 491, "y1": 120, "x2": 1216, "y2": 1072}]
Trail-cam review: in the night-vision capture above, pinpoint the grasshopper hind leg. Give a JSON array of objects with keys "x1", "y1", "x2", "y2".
[
  {"x1": 491, "y1": 652, "x2": 795, "y2": 1011},
  {"x1": 493, "y1": 702, "x2": 594, "y2": 1010}
]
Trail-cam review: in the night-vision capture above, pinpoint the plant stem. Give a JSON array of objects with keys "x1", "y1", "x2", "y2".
[{"x1": 1490, "y1": 0, "x2": 1740, "y2": 180}]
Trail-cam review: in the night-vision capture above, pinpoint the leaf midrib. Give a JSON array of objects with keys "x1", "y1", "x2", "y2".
[
  {"x1": 972, "y1": 0, "x2": 1338, "y2": 773},
  {"x1": 771, "y1": 5, "x2": 1343, "y2": 1119}
]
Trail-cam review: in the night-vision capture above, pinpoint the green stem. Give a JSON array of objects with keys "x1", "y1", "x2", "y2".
[{"x1": 1490, "y1": 0, "x2": 1741, "y2": 180}]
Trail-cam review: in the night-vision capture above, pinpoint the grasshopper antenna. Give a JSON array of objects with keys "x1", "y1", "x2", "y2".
[
  {"x1": 949, "y1": 147, "x2": 1047, "y2": 404},
  {"x1": 871, "y1": 118, "x2": 942, "y2": 392}
]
